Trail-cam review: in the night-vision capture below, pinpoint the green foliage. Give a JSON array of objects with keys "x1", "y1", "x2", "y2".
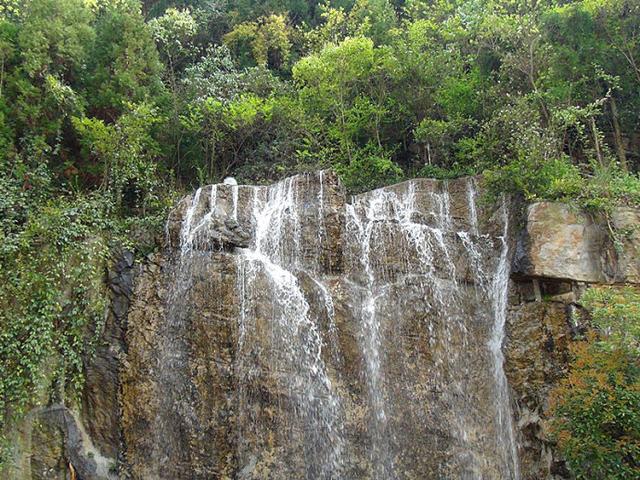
[
  {"x1": 73, "y1": 102, "x2": 164, "y2": 213},
  {"x1": 479, "y1": 91, "x2": 640, "y2": 212},
  {"x1": 417, "y1": 162, "x2": 477, "y2": 180},
  {"x1": 581, "y1": 286, "x2": 640, "y2": 353},
  {"x1": 5, "y1": 0, "x2": 94, "y2": 156},
  {"x1": 0, "y1": 0, "x2": 22, "y2": 20},
  {"x1": 224, "y1": 0, "x2": 315, "y2": 25},
  {"x1": 485, "y1": 153, "x2": 640, "y2": 214},
  {"x1": 0, "y1": 166, "x2": 110, "y2": 458},
  {"x1": 335, "y1": 143, "x2": 403, "y2": 192},
  {"x1": 413, "y1": 118, "x2": 461, "y2": 168},
  {"x1": 224, "y1": 14, "x2": 292, "y2": 70},
  {"x1": 484, "y1": 155, "x2": 585, "y2": 203},
  {"x1": 119, "y1": 0, "x2": 640, "y2": 201},
  {"x1": 180, "y1": 92, "x2": 312, "y2": 183},
  {"x1": 18, "y1": 0, "x2": 94, "y2": 79},
  {"x1": 550, "y1": 340, "x2": 639, "y2": 479},
  {"x1": 579, "y1": 162, "x2": 640, "y2": 212},
  {"x1": 348, "y1": 0, "x2": 397, "y2": 45},
  {"x1": 0, "y1": 4, "x2": 171, "y2": 458},
  {"x1": 179, "y1": 45, "x2": 249, "y2": 103},
  {"x1": 294, "y1": 36, "x2": 375, "y2": 109},
  {"x1": 149, "y1": 6, "x2": 197, "y2": 90},
  {"x1": 550, "y1": 286, "x2": 640, "y2": 479},
  {"x1": 87, "y1": 0, "x2": 163, "y2": 119},
  {"x1": 293, "y1": 36, "x2": 401, "y2": 173}
]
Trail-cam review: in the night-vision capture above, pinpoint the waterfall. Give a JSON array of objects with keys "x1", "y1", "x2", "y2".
[
  {"x1": 488, "y1": 200, "x2": 520, "y2": 480},
  {"x1": 163, "y1": 172, "x2": 520, "y2": 479},
  {"x1": 150, "y1": 185, "x2": 215, "y2": 478},
  {"x1": 345, "y1": 178, "x2": 519, "y2": 479},
  {"x1": 234, "y1": 176, "x2": 344, "y2": 479},
  {"x1": 346, "y1": 196, "x2": 394, "y2": 479}
]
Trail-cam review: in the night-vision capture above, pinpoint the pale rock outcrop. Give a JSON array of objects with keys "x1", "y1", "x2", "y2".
[{"x1": 514, "y1": 202, "x2": 640, "y2": 283}]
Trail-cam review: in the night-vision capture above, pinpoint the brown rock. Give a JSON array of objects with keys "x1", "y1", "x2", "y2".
[{"x1": 15, "y1": 172, "x2": 640, "y2": 480}]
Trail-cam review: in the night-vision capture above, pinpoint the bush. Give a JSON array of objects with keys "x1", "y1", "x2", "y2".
[
  {"x1": 581, "y1": 286, "x2": 640, "y2": 354},
  {"x1": 579, "y1": 162, "x2": 640, "y2": 213},
  {"x1": 417, "y1": 163, "x2": 477, "y2": 180},
  {"x1": 484, "y1": 154, "x2": 585, "y2": 203},
  {"x1": 335, "y1": 143, "x2": 403, "y2": 193},
  {"x1": 550, "y1": 286, "x2": 640, "y2": 479},
  {"x1": 0, "y1": 190, "x2": 110, "y2": 453},
  {"x1": 550, "y1": 340, "x2": 639, "y2": 479}
]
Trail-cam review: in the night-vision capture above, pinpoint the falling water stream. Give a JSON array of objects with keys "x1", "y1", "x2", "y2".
[
  {"x1": 171, "y1": 172, "x2": 520, "y2": 479},
  {"x1": 235, "y1": 179, "x2": 344, "y2": 479}
]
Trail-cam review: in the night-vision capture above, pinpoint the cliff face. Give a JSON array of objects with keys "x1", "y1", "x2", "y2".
[
  {"x1": 505, "y1": 201, "x2": 640, "y2": 480},
  {"x1": 7, "y1": 172, "x2": 639, "y2": 480},
  {"x1": 124, "y1": 171, "x2": 518, "y2": 479}
]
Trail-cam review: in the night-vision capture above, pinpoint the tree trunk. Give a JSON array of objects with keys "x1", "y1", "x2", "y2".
[
  {"x1": 609, "y1": 96, "x2": 628, "y2": 171},
  {"x1": 590, "y1": 117, "x2": 605, "y2": 167}
]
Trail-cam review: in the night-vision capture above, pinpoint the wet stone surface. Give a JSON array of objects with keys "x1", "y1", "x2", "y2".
[
  {"x1": 123, "y1": 171, "x2": 521, "y2": 479},
  {"x1": 10, "y1": 172, "x2": 633, "y2": 480}
]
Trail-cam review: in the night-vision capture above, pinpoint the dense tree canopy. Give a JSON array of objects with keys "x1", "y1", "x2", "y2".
[{"x1": 2, "y1": 0, "x2": 640, "y2": 193}]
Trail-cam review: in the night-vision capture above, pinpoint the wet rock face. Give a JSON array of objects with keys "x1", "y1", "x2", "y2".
[
  {"x1": 82, "y1": 250, "x2": 134, "y2": 462},
  {"x1": 166, "y1": 184, "x2": 252, "y2": 250},
  {"x1": 514, "y1": 202, "x2": 640, "y2": 283},
  {"x1": 505, "y1": 298, "x2": 573, "y2": 480},
  {"x1": 122, "y1": 171, "x2": 520, "y2": 479},
  {"x1": 11, "y1": 171, "x2": 616, "y2": 480},
  {"x1": 14, "y1": 405, "x2": 117, "y2": 480},
  {"x1": 166, "y1": 172, "x2": 345, "y2": 271},
  {"x1": 122, "y1": 253, "x2": 240, "y2": 480}
]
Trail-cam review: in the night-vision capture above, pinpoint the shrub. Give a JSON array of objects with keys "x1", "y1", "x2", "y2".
[
  {"x1": 335, "y1": 143, "x2": 403, "y2": 193},
  {"x1": 550, "y1": 286, "x2": 640, "y2": 479}
]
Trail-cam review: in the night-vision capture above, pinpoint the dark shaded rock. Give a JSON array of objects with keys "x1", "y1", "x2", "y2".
[
  {"x1": 81, "y1": 250, "x2": 134, "y2": 469},
  {"x1": 20, "y1": 405, "x2": 117, "y2": 480},
  {"x1": 505, "y1": 293, "x2": 574, "y2": 480}
]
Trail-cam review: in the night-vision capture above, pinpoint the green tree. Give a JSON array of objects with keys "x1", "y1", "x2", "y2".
[
  {"x1": 294, "y1": 37, "x2": 379, "y2": 155},
  {"x1": 87, "y1": 0, "x2": 163, "y2": 120},
  {"x1": 73, "y1": 102, "x2": 164, "y2": 213},
  {"x1": 18, "y1": 0, "x2": 94, "y2": 80},
  {"x1": 224, "y1": 13, "x2": 292, "y2": 70},
  {"x1": 149, "y1": 7, "x2": 197, "y2": 92},
  {"x1": 8, "y1": 0, "x2": 93, "y2": 160},
  {"x1": 180, "y1": 93, "x2": 309, "y2": 182},
  {"x1": 348, "y1": 0, "x2": 398, "y2": 45}
]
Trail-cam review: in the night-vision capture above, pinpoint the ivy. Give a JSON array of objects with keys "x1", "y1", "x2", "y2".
[{"x1": 0, "y1": 190, "x2": 110, "y2": 462}]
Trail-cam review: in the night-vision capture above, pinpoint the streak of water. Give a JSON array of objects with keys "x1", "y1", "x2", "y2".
[
  {"x1": 488, "y1": 200, "x2": 520, "y2": 480},
  {"x1": 346, "y1": 179, "x2": 519, "y2": 479},
  {"x1": 235, "y1": 174, "x2": 344, "y2": 479},
  {"x1": 171, "y1": 173, "x2": 520, "y2": 479}
]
